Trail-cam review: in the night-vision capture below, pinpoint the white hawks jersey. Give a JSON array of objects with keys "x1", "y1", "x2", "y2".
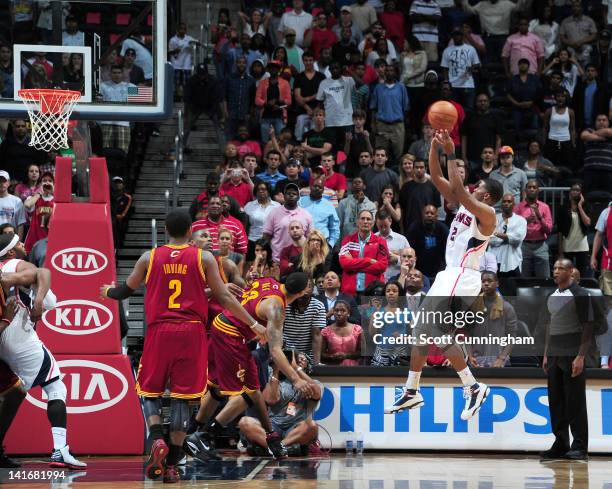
[{"x1": 445, "y1": 205, "x2": 492, "y2": 271}]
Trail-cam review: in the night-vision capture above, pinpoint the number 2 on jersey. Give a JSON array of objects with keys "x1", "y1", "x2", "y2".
[
  {"x1": 168, "y1": 279, "x2": 182, "y2": 309},
  {"x1": 449, "y1": 227, "x2": 458, "y2": 242}
]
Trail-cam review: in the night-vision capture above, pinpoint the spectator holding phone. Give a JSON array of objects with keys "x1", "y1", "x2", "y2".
[{"x1": 24, "y1": 171, "x2": 55, "y2": 253}]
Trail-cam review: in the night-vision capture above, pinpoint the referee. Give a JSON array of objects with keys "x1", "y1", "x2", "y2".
[{"x1": 541, "y1": 259, "x2": 594, "y2": 461}]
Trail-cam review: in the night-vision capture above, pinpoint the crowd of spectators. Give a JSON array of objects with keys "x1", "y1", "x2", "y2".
[{"x1": 185, "y1": 0, "x2": 612, "y2": 370}]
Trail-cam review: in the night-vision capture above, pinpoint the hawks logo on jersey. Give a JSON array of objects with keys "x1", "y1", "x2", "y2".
[{"x1": 446, "y1": 206, "x2": 491, "y2": 271}]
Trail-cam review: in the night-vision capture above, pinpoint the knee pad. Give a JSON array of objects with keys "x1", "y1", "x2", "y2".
[
  {"x1": 143, "y1": 397, "x2": 162, "y2": 419},
  {"x1": 169, "y1": 398, "x2": 190, "y2": 433},
  {"x1": 241, "y1": 392, "x2": 254, "y2": 408},
  {"x1": 42, "y1": 379, "x2": 67, "y2": 403},
  {"x1": 210, "y1": 388, "x2": 225, "y2": 402}
]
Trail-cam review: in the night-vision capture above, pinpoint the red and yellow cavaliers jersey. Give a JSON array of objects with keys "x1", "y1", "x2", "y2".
[
  {"x1": 144, "y1": 244, "x2": 209, "y2": 325},
  {"x1": 207, "y1": 256, "x2": 228, "y2": 327},
  {"x1": 215, "y1": 277, "x2": 286, "y2": 340}
]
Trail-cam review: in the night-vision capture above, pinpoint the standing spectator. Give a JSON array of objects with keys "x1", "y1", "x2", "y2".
[
  {"x1": 316, "y1": 271, "x2": 361, "y2": 326},
  {"x1": 468, "y1": 272, "x2": 518, "y2": 367},
  {"x1": 375, "y1": 184, "x2": 402, "y2": 231},
  {"x1": 333, "y1": 6, "x2": 363, "y2": 45},
  {"x1": 441, "y1": 26, "x2": 480, "y2": 110},
  {"x1": 121, "y1": 49, "x2": 145, "y2": 85},
  {"x1": 543, "y1": 89, "x2": 576, "y2": 171},
  {"x1": 168, "y1": 22, "x2": 198, "y2": 97},
  {"x1": 226, "y1": 34, "x2": 262, "y2": 76},
  {"x1": 293, "y1": 229, "x2": 332, "y2": 280},
  {"x1": 294, "y1": 52, "x2": 326, "y2": 141},
  {"x1": 350, "y1": 0, "x2": 378, "y2": 34},
  {"x1": 62, "y1": 15, "x2": 85, "y2": 46},
  {"x1": 321, "y1": 301, "x2": 364, "y2": 365},
  {"x1": 581, "y1": 114, "x2": 612, "y2": 193},
  {"x1": 110, "y1": 176, "x2": 133, "y2": 247},
  {"x1": 521, "y1": 140, "x2": 559, "y2": 187},
  {"x1": 192, "y1": 195, "x2": 248, "y2": 255},
  {"x1": 14, "y1": 163, "x2": 40, "y2": 203},
  {"x1": 120, "y1": 30, "x2": 153, "y2": 83},
  {"x1": 257, "y1": 150, "x2": 287, "y2": 188},
  {"x1": 573, "y1": 64, "x2": 608, "y2": 131},
  {"x1": 320, "y1": 153, "x2": 347, "y2": 199},
  {"x1": 282, "y1": 28, "x2": 305, "y2": 72},
  {"x1": 366, "y1": 38, "x2": 397, "y2": 66},
  {"x1": 559, "y1": 0, "x2": 598, "y2": 66},
  {"x1": 339, "y1": 209, "x2": 389, "y2": 297},
  {"x1": 461, "y1": 93, "x2": 502, "y2": 167},
  {"x1": 0, "y1": 44, "x2": 13, "y2": 98},
  {"x1": 370, "y1": 64, "x2": 409, "y2": 166},
  {"x1": 379, "y1": 0, "x2": 405, "y2": 50},
  {"x1": 0, "y1": 171, "x2": 26, "y2": 240},
  {"x1": 302, "y1": 107, "x2": 334, "y2": 165},
  {"x1": 490, "y1": 146, "x2": 528, "y2": 206},
  {"x1": 279, "y1": 220, "x2": 307, "y2": 278},
  {"x1": 298, "y1": 177, "x2": 340, "y2": 248},
  {"x1": 333, "y1": 26, "x2": 359, "y2": 66},
  {"x1": 344, "y1": 110, "x2": 373, "y2": 178},
  {"x1": 469, "y1": 146, "x2": 497, "y2": 184},
  {"x1": 255, "y1": 61, "x2": 291, "y2": 145},
  {"x1": 359, "y1": 148, "x2": 399, "y2": 202},
  {"x1": 184, "y1": 63, "x2": 224, "y2": 153},
  {"x1": 263, "y1": 183, "x2": 313, "y2": 263},
  {"x1": 502, "y1": 17, "x2": 545, "y2": 77},
  {"x1": 399, "y1": 159, "x2": 440, "y2": 233},
  {"x1": 489, "y1": 193, "x2": 528, "y2": 278},
  {"x1": 409, "y1": 0, "x2": 442, "y2": 62},
  {"x1": 274, "y1": 159, "x2": 308, "y2": 201},
  {"x1": 278, "y1": 0, "x2": 313, "y2": 47},
  {"x1": 337, "y1": 176, "x2": 377, "y2": 240},
  {"x1": 316, "y1": 61, "x2": 355, "y2": 149},
  {"x1": 589, "y1": 31, "x2": 611, "y2": 86},
  {"x1": 303, "y1": 11, "x2": 338, "y2": 60},
  {"x1": 529, "y1": 4, "x2": 559, "y2": 59},
  {"x1": 400, "y1": 35, "x2": 428, "y2": 137},
  {"x1": 231, "y1": 125, "x2": 263, "y2": 158},
  {"x1": 514, "y1": 180, "x2": 553, "y2": 278},
  {"x1": 558, "y1": 184, "x2": 591, "y2": 277},
  {"x1": 543, "y1": 49, "x2": 583, "y2": 98},
  {"x1": 0, "y1": 121, "x2": 45, "y2": 183},
  {"x1": 408, "y1": 123, "x2": 433, "y2": 162},
  {"x1": 507, "y1": 58, "x2": 542, "y2": 134},
  {"x1": 189, "y1": 172, "x2": 225, "y2": 220},
  {"x1": 592, "y1": 204, "x2": 612, "y2": 296},
  {"x1": 427, "y1": 81, "x2": 465, "y2": 152},
  {"x1": 389, "y1": 246, "x2": 432, "y2": 292},
  {"x1": 314, "y1": 47, "x2": 333, "y2": 78},
  {"x1": 405, "y1": 204, "x2": 448, "y2": 280},
  {"x1": 98, "y1": 66, "x2": 135, "y2": 155},
  {"x1": 223, "y1": 56, "x2": 255, "y2": 139},
  {"x1": 220, "y1": 165, "x2": 255, "y2": 208},
  {"x1": 375, "y1": 209, "x2": 409, "y2": 280},
  {"x1": 541, "y1": 259, "x2": 593, "y2": 461}
]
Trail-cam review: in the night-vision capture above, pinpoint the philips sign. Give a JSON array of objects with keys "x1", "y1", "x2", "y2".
[
  {"x1": 51, "y1": 247, "x2": 108, "y2": 276},
  {"x1": 42, "y1": 299, "x2": 113, "y2": 335},
  {"x1": 26, "y1": 360, "x2": 129, "y2": 414}
]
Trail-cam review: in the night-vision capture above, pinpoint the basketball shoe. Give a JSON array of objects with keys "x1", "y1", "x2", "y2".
[
  {"x1": 384, "y1": 389, "x2": 424, "y2": 414},
  {"x1": 163, "y1": 465, "x2": 180, "y2": 483},
  {"x1": 461, "y1": 382, "x2": 490, "y2": 420},
  {"x1": 183, "y1": 431, "x2": 221, "y2": 462},
  {"x1": 0, "y1": 447, "x2": 20, "y2": 468},
  {"x1": 266, "y1": 431, "x2": 288, "y2": 460},
  {"x1": 49, "y1": 446, "x2": 87, "y2": 470},
  {"x1": 144, "y1": 438, "x2": 168, "y2": 480}
]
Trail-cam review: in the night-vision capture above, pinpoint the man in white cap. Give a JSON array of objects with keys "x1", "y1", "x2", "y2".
[{"x1": 0, "y1": 171, "x2": 26, "y2": 240}]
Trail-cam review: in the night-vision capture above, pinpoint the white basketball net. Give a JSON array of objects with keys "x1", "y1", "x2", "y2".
[{"x1": 18, "y1": 89, "x2": 81, "y2": 152}]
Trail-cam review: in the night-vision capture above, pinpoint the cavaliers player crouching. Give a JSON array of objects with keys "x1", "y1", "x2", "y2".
[
  {"x1": 183, "y1": 272, "x2": 313, "y2": 461},
  {"x1": 100, "y1": 210, "x2": 263, "y2": 483}
]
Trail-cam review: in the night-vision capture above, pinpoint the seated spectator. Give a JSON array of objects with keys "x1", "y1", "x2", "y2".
[
  {"x1": 389, "y1": 246, "x2": 431, "y2": 291},
  {"x1": 370, "y1": 281, "x2": 408, "y2": 366},
  {"x1": 402, "y1": 268, "x2": 427, "y2": 311},
  {"x1": 24, "y1": 172, "x2": 54, "y2": 254},
  {"x1": 302, "y1": 107, "x2": 334, "y2": 166},
  {"x1": 580, "y1": 114, "x2": 612, "y2": 193},
  {"x1": 468, "y1": 272, "x2": 518, "y2": 367},
  {"x1": 514, "y1": 180, "x2": 553, "y2": 278},
  {"x1": 344, "y1": 110, "x2": 373, "y2": 178},
  {"x1": 247, "y1": 239, "x2": 280, "y2": 281},
  {"x1": 337, "y1": 176, "x2": 377, "y2": 240},
  {"x1": 316, "y1": 270, "x2": 361, "y2": 325},
  {"x1": 189, "y1": 172, "x2": 225, "y2": 220},
  {"x1": 192, "y1": 195, "x2": 248, "y2": 255},
  {"x1": 399, "y1": 159, "x2": 440, "y2": 233},
  {"x1": 238, "y1": 351, "x2": 321, "y2": 456},
  {"x1": 257, "y1": 150, "x2": 287, "y2": 188},
  {"x1": 339, "y1": 209, "x2": 389, "y2": 297},
  {"x1": 256, "y1": 61, "x2": 292, "y2": 145},
  {"x1": 489, "y1": 193, "x2": 527, "y2": 278},
  {"x1": 0, "y1": 171, "x2": 26, "y2": 240},
  {"x1": 274, "y1": 159, "x2": 309, "y2": 202},
  {"x1": 283, "y1": 282, "x2": 326, "y2": 363},
  {"x1": 405, "y1": 204, "x2": 448, "y2": 280},
  {"x1": 557, "y1": 184, "x2": 591, "y2": 278},
  {"x1": 220, "y1": 163, "x2": 255, "y2": 208},
  {"x1": 502, "y1": 16, "x2": 545, "y2": 77},
  {"x1": 375, "y1": 209, "x2": 408, "y2": 280},
  {"x1": 263, "y1": 183, "x2": 313, "y2": 263},
  {"x1": 359, "y1": 147, "x2": 399, "y2": 202},
  {"x1": 408, "y1": 123, "x2": 433, "y2": 163},
  {"x1": 521, "y1": 140, "x2": 559, "y2": 187},
  {"x1": 293, "y1": 229, "x2": 332, "y2": 280},
  {"x1": 507, "y1": 58, "x2": 542, "y2": 134},
  {"x1": 490, "y1": 146, "x2": 528, "y2": 206},
  {"x1": 231, "y1": 125, "x2": 263, "y2": 158},
  {"x1": 298, "y1": 177, "x2": 339, "y2": 248},
  {"x1": 321, "y1": 301, "x2": 364, "y2": 366},
  {"x1": 279, "y1": 220, "x2": 306, "y2": 278}
]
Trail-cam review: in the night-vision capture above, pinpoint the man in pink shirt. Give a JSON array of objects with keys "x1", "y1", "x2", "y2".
[
  {"x1": 230, "y1": 124, "x2": 262, "y2": 158},
  {"x1": 192, "y1": 195, "x2": 249, "y2": 255},
  {"x1": 501, "y1": 17, "x2": 545, "y2": 76},
  {"x1": 514, "y1": 179, "x2": 553, "y2": 278}
]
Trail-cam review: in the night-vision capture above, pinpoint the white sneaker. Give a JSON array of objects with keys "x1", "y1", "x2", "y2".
[
  {"x1": 460, "y1": 382, "x2": 490, "y2": 420},
  {"x1": 50, "y1": 445, "x2": 87, "y2": 469},
  {"x1": 384, "y1": 389, "x2": 424, "y2": 414}
]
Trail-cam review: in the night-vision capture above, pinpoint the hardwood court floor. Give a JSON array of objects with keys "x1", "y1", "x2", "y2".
[{"x1": 2, "y1": 453, "x2": 610, "y2": 488}]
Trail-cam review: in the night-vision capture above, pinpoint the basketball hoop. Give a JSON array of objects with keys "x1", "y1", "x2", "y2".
[{"x1": 18, "y1": 89, "x2": 81, "y2": 152}]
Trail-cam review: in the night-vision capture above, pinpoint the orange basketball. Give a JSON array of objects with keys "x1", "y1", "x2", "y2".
[{"x1": 428, "y1": 101, "x2": 458, "y2": 131}]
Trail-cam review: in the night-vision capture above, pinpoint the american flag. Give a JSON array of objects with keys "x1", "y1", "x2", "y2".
[{"x1": 127, "y1": 86, "x2": 153, "y2": 103}]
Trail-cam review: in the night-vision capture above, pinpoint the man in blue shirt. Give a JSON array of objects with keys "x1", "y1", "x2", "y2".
[
  {"x1": 299, "y1": 176, "x2": 340, "y2": 247},
  {"x1": 370, "y1": 64, "x2": 410, "y2": 166},
  {"x1": 223, "y1": 56, "x2": 255, "y2": 139},
  {"x1": 257, "y1": 150, "x2": 288, "y2": 188}
]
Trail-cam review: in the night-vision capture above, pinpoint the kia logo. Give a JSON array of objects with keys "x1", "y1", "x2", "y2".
[
  {"x1": 42, "y1": 300, "x2": 113, "y2": 335},
  {"x1": 50, "y1": 247, "x2": 108, "y2": 276},
  {"x1": 26, "y1": 360, "x2": 129, "y2": 414}
]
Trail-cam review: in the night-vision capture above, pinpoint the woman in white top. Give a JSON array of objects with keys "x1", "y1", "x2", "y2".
[
  {"x1": 543, "y1": 88, "x2": 576, "y2": 170},
  {"x1": 366, "y1": 38, "x2": 397, "y2": 67},
  {"x1": 239, "y1": 9, "x2": 269, "y2": 38},
  {"x1": 543, "y1": 48, "x2": 583, "y2": 97},
  {"x1": 400, "y1": 34, "x2": 428, "y2": 88},
  {"x1": 243, "y1": 180, "x2": 280, "y2": 261},
  {"x1": 529, "y1": 4, "x2": 559, "y2": 59},
  {"x1": 557, "y1": 183, "x2": 591, "y2": 278}
]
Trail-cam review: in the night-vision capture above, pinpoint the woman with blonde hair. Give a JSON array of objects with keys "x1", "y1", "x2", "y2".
[
  {"x1": 214, "y1": 226, "x2": 244, "y2": 272},
  {"x1": 398, "y1": 153, "x2": 415, "y2": 188},
  {"x1": 295, "y1": 229, "x2": 331, "y2": 279}
]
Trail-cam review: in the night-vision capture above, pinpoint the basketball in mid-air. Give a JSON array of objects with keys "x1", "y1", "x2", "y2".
[{"x1": 428, "y1": 101, "x2": 458, "y2": 131}]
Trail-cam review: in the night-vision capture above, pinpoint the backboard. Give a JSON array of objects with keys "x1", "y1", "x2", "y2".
[{"x1": 0, "y1": 0, "x2": 172, "y2": 121}]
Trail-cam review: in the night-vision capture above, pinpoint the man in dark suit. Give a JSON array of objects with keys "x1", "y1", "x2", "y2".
[{"x1": 316, "y1": 270, "x2": 361, "y2": 325}]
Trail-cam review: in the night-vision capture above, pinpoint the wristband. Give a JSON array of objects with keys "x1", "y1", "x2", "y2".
[{"x1": 103, "y1": 286, "x2": 111, "y2": 298}]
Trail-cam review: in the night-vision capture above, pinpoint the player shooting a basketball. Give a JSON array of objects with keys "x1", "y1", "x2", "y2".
[
  {"x1": 386, "y1": 130, "x2": 503, "y2": 420},
  {"x1": 100, "y1": 209, "x2": 264, "y2": 483}
]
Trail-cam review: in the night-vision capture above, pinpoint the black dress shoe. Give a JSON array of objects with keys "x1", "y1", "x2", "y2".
[
  {"x1": 540, "y1": 448, "x2": 567, "y2": 460},
  {"x1": 564, "y1": 450, "x2": 588, "y2": 461}
]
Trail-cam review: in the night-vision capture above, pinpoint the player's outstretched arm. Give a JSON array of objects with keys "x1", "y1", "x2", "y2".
[
  {"x1": 101, "y1": 251, "x2": 150, "y2": 300},
  {"x1": 428, "y1": 130, "x2": 455, "y2": 202}
]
